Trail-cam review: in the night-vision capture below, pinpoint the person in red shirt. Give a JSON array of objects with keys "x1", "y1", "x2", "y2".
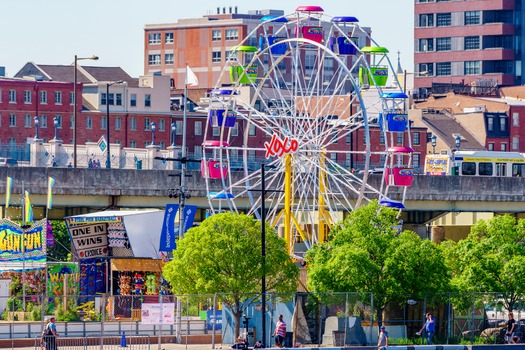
[{"x1": 272, "y1": 315, "x2": 287, "y2": 348}]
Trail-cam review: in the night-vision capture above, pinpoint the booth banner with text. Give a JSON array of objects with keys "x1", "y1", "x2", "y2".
[
  {"x1": 70, "y1": 223, "x2": 109, "y2": 258},
  {"x1": 0, "y1": 219, "x2": 46, "y2": 262},
  {"x1": 47, "y1": 262, "x2": 80, "y2": 297},
  {"x1": 141, "y1": 303, "x2": 175, "y2": 325}
]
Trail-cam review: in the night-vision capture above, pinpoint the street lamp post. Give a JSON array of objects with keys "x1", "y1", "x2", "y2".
[
  {"x1": 34, "y1": 116, "x2": 40, "y2": 139},
  {"x1": 73, "y1": 54, "x2": 99, "y2": 168},
  {"x1": 53, "y1": 116, "x2": 59, "y2": 140},
  {"x1": 105, "y1": 80, "x2": 124, "y2": 169},
  {"x1": 452, "y1": 135, "x2": 461, "y2": 175},
  {"x1": 171, "y1": 122, "x2": 176, "y2": 146},
  {"x1": 431, "y1": 135, "x2": 437, "y2": 154},
  {"x1": 260, "y1": 163, "x2": 267, "y2": 348},
  {"x1": 151, "y1": 121, "x2": 157, "y2": 145}
]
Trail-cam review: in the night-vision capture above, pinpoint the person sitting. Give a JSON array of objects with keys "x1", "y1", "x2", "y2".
[
  {"x1": 253, "y1": 340, "x2": 264, "y2": 349},
  {"x1": 231, "y1": 336, "x2": 247, "y2": 349}
]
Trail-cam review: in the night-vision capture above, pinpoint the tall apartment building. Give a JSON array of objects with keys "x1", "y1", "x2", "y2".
[
  {"x1": 414, "y1": 0, "x2": 525, "y2": 96},
  {"x1": 143, "y1": 7, "x2": 370, "y2": 90}
]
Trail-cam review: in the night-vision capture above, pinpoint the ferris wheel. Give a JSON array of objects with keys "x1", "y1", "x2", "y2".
[{"x1": 201, "y1": 6, "x2": 414, "y2": 259}]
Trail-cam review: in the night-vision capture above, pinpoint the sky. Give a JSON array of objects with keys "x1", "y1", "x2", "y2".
[{"x1": 0, "y1": 0, "x2": 413, "y2": 78}]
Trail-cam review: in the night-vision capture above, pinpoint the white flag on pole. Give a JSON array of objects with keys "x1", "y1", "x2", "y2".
[{"x1": 185, "y1": 65, "x2": 199, "y2": 87}]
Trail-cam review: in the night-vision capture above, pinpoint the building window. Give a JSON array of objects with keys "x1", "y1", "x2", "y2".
[
  {"x1": 419, "y1": 63, "x2": 434, "y2": 76},
  {"x1": 165, "y1": 32, "x2": 174, "y2": 44},
  {"x1": 464, "y1": 36, "x2": 480, "y2": 50},
  {"x1": 436, "y1": 37, "x2": 451, "y2": 51},
  {"x1": 24, "y1": 114, "x2": 32, "y2": 128},
  {"x1": 40, "y1": 91, "x2": 47, "y2": 103},
  {"x1": 130, "y1": 117, "x2": 137, "y2": 131},
  {"x1": 436, "y1": 62, "x2": 451, "y2": 76},
  {"x1": 9, "y1": 90, "x2": 16, "y2": 103},
  {"x1": 413, "y1": 132, "x2": 420, "y2": 145},
  {"x1": 69, "y1": 92, "x2": 74, "y2": 105},
  {"x1": 232, "y1": 122, "x2": 239, "y2": 136},
  {"x1": 436, "y1": 13, "x2": 451, "y2": 27},
  {"x1": 193, "y1": 146, "x2": 203, "y2": 159},
  {"x1": 419, "y1": 14, "x2": 434, "y2": 27},
  {"x1": 148, "y1": 54, "x2": 161, "y2": 65},
  {"x1": 488, "y1": 142, "x2": 494, "y2": 151},
  {"x1": 41, "y1": 115, "x2": 48, "y2": 128},
  {"x1": 158, "y1": 118, "x2": 165, "y2": 131},
  {"x1": 108, "y1": 93, "x2": 115, "y2": 106},
  {"x1": 501, "y1": 143, "x2": 507, "y2": 151},
  {"x1": 419, "y1": 38, "x2": 434, "y2": 52},
  {"x1": 176, "y1": 121, "x2": 183, "y2": 135},
  {"x1": 212, "y1": 127, "x2": 220, "y2": 137},
  {"x1": 101, "y1": 93, "x2": 108, "y2": 106},
  {"x1": 464, "y1": 61, "x2": 480, "y2": 75},
  {"x1": 396, "y1": 132, "x2": 403, "y2": 145},
  {"x1": 165, "y1": 53, "x2": 174, "y2": 65},
  {"x1": 55, "y1": 91, "x2": 62, "y2": 104},
  {"x1": 248, "y1": 150, "x2": 256, "y2": 161},
  {"x1": 513, "y1": 136, "x2": 519, "y2": 151},
  {"x1": 249, "y1": 124, "x2": 256, "y2": 136},
  {"x1": 115, "y1": 116, "x2": 122, "y2": 130},
  {"x1": 148, "y1": 33, "x2": 161, "y2": 44},
  {"x1": 9, "y1": 114, "x2": 16, "y2": 127},
  {"x1": 115, "y1": 94, "x2": 122, "y2": 106},
  {"x1": 500, "y1": 116, "x2": 507, "y2": 131},
  {"x1": 145, "y1": 94, "x2": 151, "y2": 107},
  {"x1": 413, "y1": 154, "x2": 421, "y2": 168},
  {"x1": 86, "y1": 116, "x2": 92, "y2": 129},
  {"x1": 212, "y1": 51, "x2": 221, "y2": 63},
  {"x1": 225, "y1": 29, "x2": 238, "y2": 40},
  {"x1": 194, "y1": 121, "x2": 202, "y2": 136},
  {"x1": 513, "y1": 112, "x2": 519, "y2": 126},
  {"x1": 101, "y1": 116, "x2": 107, "y2": 130},
  {"x1": 212, "y1": 30, "x2": 221, "y2": 41},
  {"x1": 69, "y1": 115, "x2": 74, "y2": 129},
  {"x1": 379, "y1": 133, "x2": 385, "y2": 145},
  {"x1": 24, "y1": 90, "x2": 31, "y2": 103},
  {"x1": 488, "y1": 117, "x2": 494, "y2": 131},
  {"x1": 55, "y1": 116, "x2": 62, "y2": 128},
  {"x1": 130, "y1": 94, "x2": 137, "y2": 107},
  {"x1": 464, "y1": 11, "x2": 481, "y2": 25},
  {"x1": 130, "y1": 141, "x2": 137, "y2": 148},
  {"x1": 144, "y1": 118, "x2": 152, "y2": 131}
]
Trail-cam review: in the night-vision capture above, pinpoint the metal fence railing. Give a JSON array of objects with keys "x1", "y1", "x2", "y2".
[
  {"x1": 0, "y1": 292, "x2": 521, "y2": 346},
  {"x1": 35, "y1": 334, "x2": 151, "y2": 350}
]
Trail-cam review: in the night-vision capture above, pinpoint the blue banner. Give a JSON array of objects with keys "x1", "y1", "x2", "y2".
[
  {"x1": 206, "y1": 309, "x2": 222, "y2": 330},
  {"x1": 159, "y1": 204, "x2": 179, "y2": 252},
  {"x1": 182, "y1": 205, "x2": 198, "y2": 235}
]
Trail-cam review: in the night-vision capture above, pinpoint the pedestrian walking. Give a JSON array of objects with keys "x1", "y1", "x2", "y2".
[
  {"x1": 42, "y1": 316, "x2": 58, "y2": 350},
  {"x1": 377, "y1": 326, "x2": 388, "y2": 349},
  {"x1": 272, "y1": 314, "x2": 287, "y2": 348},
  {"x1": 417, "y1": 312, "x2": 435, "y2": 345}
]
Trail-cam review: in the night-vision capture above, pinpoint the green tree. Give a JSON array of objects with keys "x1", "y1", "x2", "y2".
[
  {"x1": 306, "y1": 201, "x2": 450, "y2": 325},
  {"x1": 162, "y1": 212, "x2": 299, "y2": 337},
  {"x1": 47, "y1": 220, "x2": 72, "y2": 262},
  {"x1": 443, "y1": 214, "x2": 525, "y2": 311}
]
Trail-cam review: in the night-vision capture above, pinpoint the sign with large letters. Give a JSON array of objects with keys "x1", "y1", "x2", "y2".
[
  {"x1": 0, "y1": 219, "x2": 46, "y2": 262},
  {"x1": 70, "y1": 223, "x2": 108, "y2": 258}
]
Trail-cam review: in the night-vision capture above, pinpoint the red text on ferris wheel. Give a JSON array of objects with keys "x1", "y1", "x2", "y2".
[{"x1": 264, "y1": 134, "x2": 299, "y2": 159}]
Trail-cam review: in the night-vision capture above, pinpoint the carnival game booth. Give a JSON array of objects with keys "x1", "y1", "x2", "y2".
[{"x1": 65, "y1": 210, "x2": 167, "y2": 320}]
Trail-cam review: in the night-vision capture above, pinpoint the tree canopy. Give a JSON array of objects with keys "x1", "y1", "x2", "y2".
[
  {"x1": 305, "y1": 201, "x2": 450, "y2": 324},
  {"x1": 442, "y1": 214, "x2": 525, "y2": 311},
  {"x1": 162, "y1": 212, "x2": 299, "y2": 336}
]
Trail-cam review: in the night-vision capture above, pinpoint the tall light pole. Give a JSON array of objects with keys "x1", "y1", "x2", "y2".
[
  {"x1": 151, "y1": 121, "x2": 157, "y2": 145},
  {"x1": 452, "y1": 135, "x2": 461, "y2": 175},
  {"x1": 53, "y1": 116, "x2": 60, "y2": 140},
  {"x1": 431, "y1": 135, "x2": 437, "y2": 154},
  {"x1": 260, "y1": 164, "x2": 267, "y2": 348},
  {"x1": 34, "y1": 116, "x2": 40, "y2": 139},
  {"x1": 105, "y1": 80, "x2": 123, "y2": 169},
  {"x1": 171, "y1": 122, "x2": 176, "y2": 146},
  {"x1": 73, "y1": 54, "x2": 99, "y2": 168}
]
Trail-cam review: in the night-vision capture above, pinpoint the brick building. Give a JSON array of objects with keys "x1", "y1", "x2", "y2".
[{"x1": 414, "y1": 0, "x2": 525, "y2": 96}]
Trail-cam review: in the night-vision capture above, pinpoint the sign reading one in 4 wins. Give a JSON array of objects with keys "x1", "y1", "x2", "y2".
[{"x1": 70, "y1": 223, "x2": 108, "y2": 258}]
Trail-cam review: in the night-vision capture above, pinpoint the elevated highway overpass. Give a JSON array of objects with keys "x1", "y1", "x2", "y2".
[{"x1": 1, "y1": 167, "x2": 524, "y2": 225}]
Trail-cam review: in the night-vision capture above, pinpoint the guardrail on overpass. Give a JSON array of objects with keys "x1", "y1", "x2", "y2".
[{"x1": 1, "y1": 168, "x2": 524, "y2": 224}]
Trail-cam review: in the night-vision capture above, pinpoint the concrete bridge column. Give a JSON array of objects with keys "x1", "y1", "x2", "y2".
[
  {"x1": 29, "y1": 138, "x2": 44, "y2": 167},
  {"x1": 48, "y1": 139, "x2": 63, "y2": 167},
  {"x1": 431, "y1": 226, "x2": 445, "y2": 243},
  {"x1": 146, "y1": 144, "x2": 161, "y2": 169},
  {"x1": 166, "y1": 146, "x2": 182, "y2": 170}
]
